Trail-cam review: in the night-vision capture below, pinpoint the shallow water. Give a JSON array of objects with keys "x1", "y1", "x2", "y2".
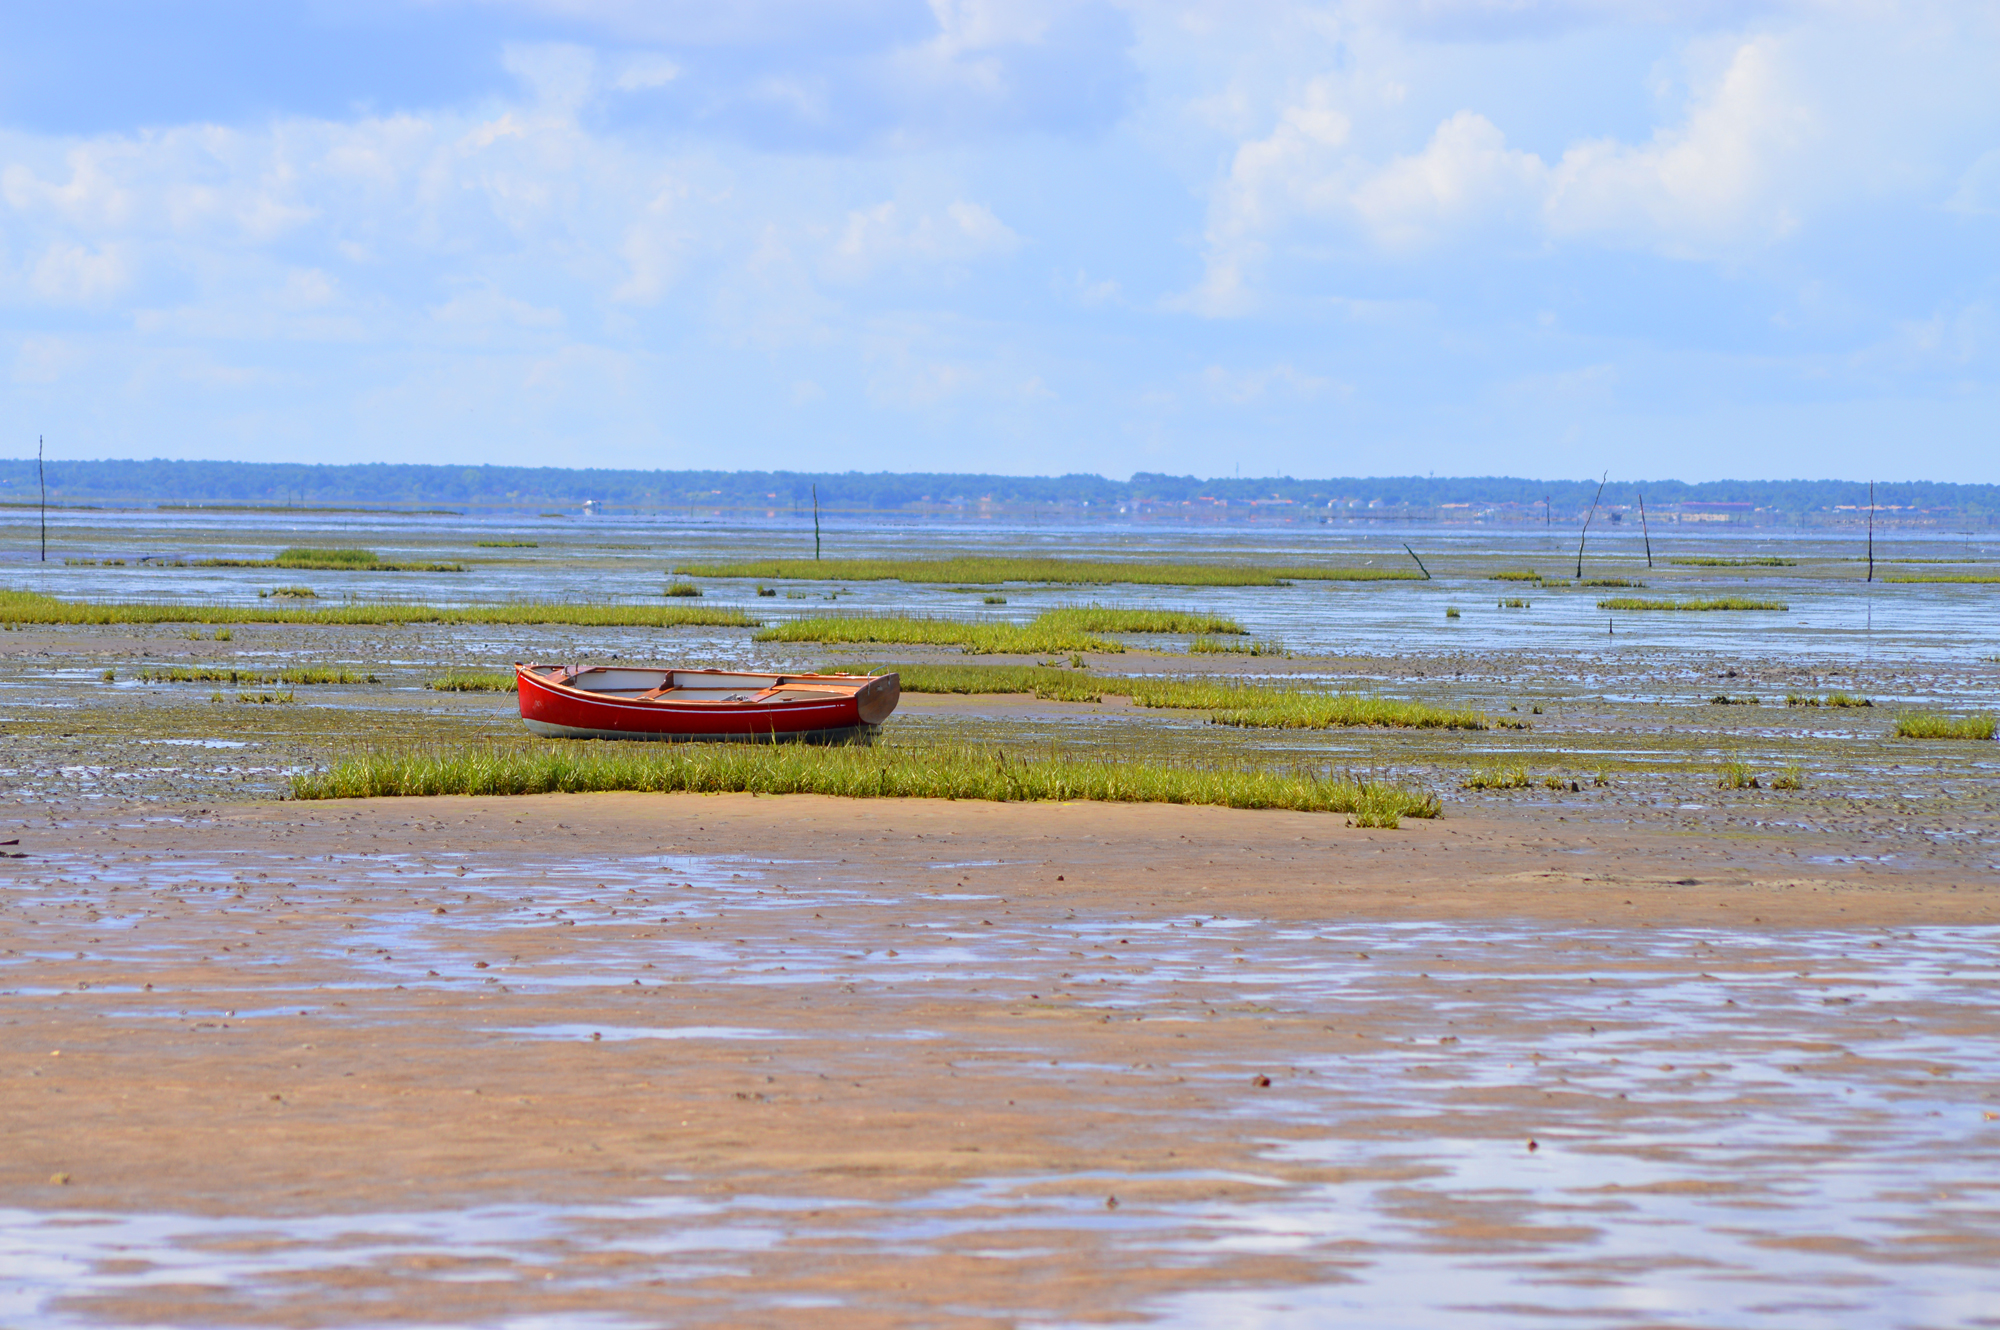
[
  {"x1": 7, "y1": 507, "x2": 1998, "y2": 668},
  {"x1": 6, "y1": 839, "x2": 1998, "y2": 1326}
]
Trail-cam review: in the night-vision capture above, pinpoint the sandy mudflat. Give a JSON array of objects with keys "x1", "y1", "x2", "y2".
[{"x1": 4, "y1": 794, "x2": 1999, "y2": 1327}]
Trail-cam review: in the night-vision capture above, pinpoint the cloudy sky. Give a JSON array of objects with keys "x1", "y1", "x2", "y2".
[{"x1": 3, "y1": 1, "x2": 1996, "y2": 481}]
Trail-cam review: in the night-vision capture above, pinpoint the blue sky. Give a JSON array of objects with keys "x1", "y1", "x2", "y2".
[{"x1": 2, "y1": 1, "x2": 1997, "y2": 482}]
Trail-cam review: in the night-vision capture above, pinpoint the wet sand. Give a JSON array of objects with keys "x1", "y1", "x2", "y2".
[{"x1": 5, "y1": 794, "x2": 1999, "y2": 1327}]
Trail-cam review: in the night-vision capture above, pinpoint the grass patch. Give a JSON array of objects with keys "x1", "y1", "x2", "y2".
[
  {"x1": 1787, "y1": 692, "x2": 1872, "y2": 708},
  {"x1": 428, "y1": 671, "x2": 518, "y2": 693},
  {"x1": 758, "y1": 607, "x2": 1241, "y2": 654},
  {"x1": 1489, "y1": 571, "x2": 1539, "y2": 582},
  {"x1": 476, "y1": 541, "x2": 539, "y2": 548},
  {"x1": 1709, "y1": 694, "x2": 1759, "y2": 705},
  {"x1": 675, "y1": 556, "x2": 1418, "y2": 587},
  {"x1": 1498, "y1": 598, "x2": 1530, "y2": 609},
  {"x1": 1598, "y1": 597, "x2": 1788, "y2": 611},
  {"x1": 1718, "y1": 760, "x2": 1758, "y2": 789},
  {"x1": 0, "y1": 591, "x2": 757, "y2": 629},
  {"x1": 135, "y1": 666, "x2": 379, "y2": 685},
  {"x1": 288, "y1": 742, "x2": 1442, "y2": 826},
  {"x1": 259, "y1": 586, "x2": 318, "y2": 599},
  {"x1": 1894, "y1": 712, "x2": 1996, "y2": 741},
  {"x1": 196, "y1": 547, "x2": 466, "y2": 573},
  {"x1": 1461, "y1": 762, "x2": 1530, "y2": 790},
  {"x1": 857, "y1": 662, "x2": 1493, "y2": 729},
  {"x1": 1668, "y1": 556, "x2": 1797, "y2": 567},
  {"x1": 1581, "y1": 578, "x2": 1644, "y2": 588},
  {"x1": 665, "y1": 581, "x2": 703, "y2": 597},
  {"x1": 1882, "y1": 574, "x2": 2000, "y2": 584},
  {"x1": 1771, "y1": 764, "x2": 1807, "y2": 790}
]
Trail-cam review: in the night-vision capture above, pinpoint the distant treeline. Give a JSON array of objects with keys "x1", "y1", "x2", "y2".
[{"x1": 0, "y1": 459, "x2": 1994, "y2": 523}]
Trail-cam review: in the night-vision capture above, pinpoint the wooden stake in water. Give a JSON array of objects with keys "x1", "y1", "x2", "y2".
[
  {"x1": 1574, "y1": 472, "x2": 1607, "y2": 579},
  {"x1": 38, "y1": 434, "x2": 47, "y2": 563},
  {"x1": 1402, "y1": 543, "x2": 1431, "y2": 580},
  {"x1": 1866, "y1": 480, "x2": 1874, "y2": 583},
  {"x1": 1637, "y1": 490, "x2": 1653, "y2": 568},
  {"x1": 812, "y1": 483, "x2": 822, "y2": 562}
]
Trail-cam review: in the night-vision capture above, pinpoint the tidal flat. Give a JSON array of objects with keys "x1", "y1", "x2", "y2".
[{"x1": 3, "y1": 506, "x2": 1998, "y2": 1326}]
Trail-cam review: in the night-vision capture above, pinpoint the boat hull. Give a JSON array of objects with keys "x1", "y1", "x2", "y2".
[{"x1": 514, "y1": 664, "x2": 898, "y2": 744}]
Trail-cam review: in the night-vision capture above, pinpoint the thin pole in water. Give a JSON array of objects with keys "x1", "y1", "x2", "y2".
[
  {"x1": 1866, "y1": 480, "x2": 1874, "y2": 583},
  {"x1": 1574, "y1": 471, "x2": 1607, "y2": 579},
  {"x1": 1637, "y1": 490, "x2": 1653, "y2": 568},
  {"x1": 1402, "y1": 543, "x2": 1431, "y2": 579},
  {"x1": 38, "y1": 434, "x2": 47, "y2": 562},
  {"x1": 812, "y1": 483, "x2": 821, "y2": 561}
]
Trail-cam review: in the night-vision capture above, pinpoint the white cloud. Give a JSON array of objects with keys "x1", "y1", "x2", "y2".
[{"x1": 826, "y1": 198, "x2": 1021, "y2": 281}]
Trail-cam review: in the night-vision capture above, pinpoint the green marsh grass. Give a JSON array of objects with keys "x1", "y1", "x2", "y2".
[
  {"x1": 1489, "y1": 571, "x2": 1539, "y2": 582},
  {"x1": 1894, "y1": 712, "x2": 1996, "y2": 740},
  {"x1": 1669, "y1": 556, "x2": 1797, "y2": 567},
  {"x1": 428, "y1": 671, "x2": 518, "y2": 692},
  {"x1": 1718, "y1": 760, "x2": 1758, "y2": 789},
  {"x1": 1581, "y1": 578, "x2": 1644, "y2": 588},
  {"x1": 198, "y1": 547, "x2": 466, "y2": 573},
  {"x1": 1771, "y1": 764, "x2": 1807, "y2": 790},
  {"x1": 1444, "y1": 606, "x2": 1460, "y2": 618},
  {"x1": 136, "y1": 666, "x2": 379, "y2": 686},
  {"x1": 1498, "y1": 598, "x2": 1530, "y2": 609},
  {"x1": 476, "y1": 541, "x2": 539, "y2": 548},
  {"x1": 664, "y1": 581, "x2": 703, "y2": 597},
  {"x1": 675, "y1": 556, "x2": 1419, "y2": 587},
  {"x1": 0, "y1": 591, "x2": 756, "y2": 629},
  {"x1": 853, "y1": 662, "x2": 1493, "y2": 729},
  {"x1": 1882, "y1": 574, "x2": 2000, "y2": 584},
  {"x1": 757, "y1": 607, "x2": 1241, "y2": 654},
  {"x1": 237, "y1": 690, "x2": 296, "y2": 705},
  {"x1": 1709, "y1": 694, "x2": 1759, "y2": 705},
  {"x1": 1461, "y1": 762, "x2": 1530, "y2": 790},
  {"x1": 288, "y1": 741, "x2": 1442, "y2": 826},
  {"x1": 1598, "y1": 597, "x2": 1788, "y2": 611},
  {"x1": 1787, "y1": 692, "x2": 1872, "y2": 708},
  {"x1": 258, "y1": 586, "x2": 318, "y2": 599}
]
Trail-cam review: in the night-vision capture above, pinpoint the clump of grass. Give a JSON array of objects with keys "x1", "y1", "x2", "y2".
[
  {"x1": 1718, "y1": 760, "x2": 1759, "y2": 790},
  {"x1": 983, "y1": 594, "x2": 1007, "y2": 605},
  {"x1": 195, "y1": 547, "x2": 465, "y2": 573},
  {"x1": 64, "y1": 558, "x2": 126, "y2": 566},
  {"x1": 1709, "y1": 694, "x2": 1759, "y2": 705},
  {"x1": 1581, "y1": 578, "x2": 1644, "y2": 588},
  {"x1": 0, "y1": 591, "x2": 756, "y2": 629},
  {"x1": 259, "y1": 586, "x2": 318, "y2": 599},
  {"x1": 476, "y1": 541, "x2": 539, "y2": 548},
  {"x1": 665, "y1": 581, "x2": 703, "y2": 598},
  {"x1": 1894, "y1": 712, "x2": 1996, "y2": 740},
  {"x1": 1188, "y1": 635, "x2": 1287, "y2": 656},
  {"x1": 756, "y1": 586, "x2": 777, "y2": 597},
  {"x1": 1598, "y1": 598, "x2": 1788, "y2": 611},
  {"x1": 1882, "y1": 574, "x2": 2000, "y2": 584},
  {"x1": 1489, "y1": 571, "x2": 1539, "y2": 582},
  {"x1": 428, "y1": 671, "x2": 519, "y2": 692},
  {"x1": 758, "y1": 614, "x2": 1121, "y2": 654},
  {"x1": 1498, "y1": 598, "x2": 1530, "y2": 609},
  {"x1": 1444, "y1": 607, "x2": 1460, "y2": 619},
  {"x1": 236, "y1": 690, "x2": 296, "y2": 705},
  {"x1": 675, "y1": 556, "x2": 1419, "y2": 587},
  {"x1": 215, "y1": 627, "x2": 233, "y2": 641},
  {"x1": 758, "y1": 607, "x2": 1241, "y2": 654},
  {"x1": 1461, "y1": 763, "x2": 1530, "y2": 790},
  {"x1": 100, "y1": 668, "x2": 115, "y2": 682},
  {"x1": 1669, "y1": 556, "x2": 1797, "y2": 567},
  {"x1": 288, "y1": 742, "x2": 1441, "y2": 826},
  {"x1": 1787, "y1": 692, "x2": 1873, "y2": 708},
  {"x1": 1132, "y1": 681, "x2": 1489, "y2": 731},
  {"x1": 851, "y1": 663, "x2": 1493, "y2": 729},
  {"x1": 136, "y1": 666, "x2": 378, "y2": 685},
  {"x1": 1771, "y1": 764, "x2": 1807, "y2": 790}
]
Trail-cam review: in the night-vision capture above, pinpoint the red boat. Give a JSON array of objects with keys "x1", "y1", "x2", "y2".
[{"x1": 514, "y1": 664, "x2": 899, "y2": 743}]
